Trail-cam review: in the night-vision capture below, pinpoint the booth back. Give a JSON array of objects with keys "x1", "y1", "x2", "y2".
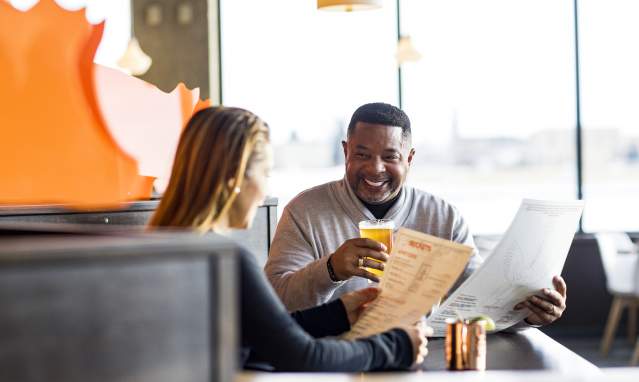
[
  {"x1": 0, "y1": 233, "x2": 237, "y2": 382},
  {"x1": 0, "y1": 197, "x2": 278, "y2": 266}
]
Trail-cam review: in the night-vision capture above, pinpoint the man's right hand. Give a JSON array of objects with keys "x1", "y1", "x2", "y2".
[{"x1": 329, "y1": 238, "x2": 389, "y2": 283}]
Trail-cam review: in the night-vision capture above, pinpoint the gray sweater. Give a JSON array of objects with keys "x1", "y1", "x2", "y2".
[{"x1": 265, "y1": 178, "x2": 484, "y2": 312}]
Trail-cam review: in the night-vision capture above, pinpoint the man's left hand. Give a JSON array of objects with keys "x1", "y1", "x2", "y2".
[{"x1": 514, "y1": 275, "x2": 567, "y2": 326}]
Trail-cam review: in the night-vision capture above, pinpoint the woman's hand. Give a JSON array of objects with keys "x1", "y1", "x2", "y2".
[
  {"x1": 339, "y1": 287, "x2": 381, "y2": 325},
  {"x1": 399, "y1": 320, "x2": 433, "y2": 367}
]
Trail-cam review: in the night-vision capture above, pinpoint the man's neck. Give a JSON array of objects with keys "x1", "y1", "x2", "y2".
[{"x1": 360, "y1": 192, "x2": 401, "y2": 220}]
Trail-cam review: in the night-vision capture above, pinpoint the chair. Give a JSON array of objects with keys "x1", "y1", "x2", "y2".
[{"x1": 596, "y1": 232, "x2": 639, "y2": 365}]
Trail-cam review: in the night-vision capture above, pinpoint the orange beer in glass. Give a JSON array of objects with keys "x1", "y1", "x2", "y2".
[{"x1": 358, "y1": 219, "x2": 394, "y2": 277}]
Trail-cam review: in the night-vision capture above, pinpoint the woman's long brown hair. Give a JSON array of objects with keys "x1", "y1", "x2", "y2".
[{"x1": 148, "y1": 106, "x2": 269, "y2": 231}]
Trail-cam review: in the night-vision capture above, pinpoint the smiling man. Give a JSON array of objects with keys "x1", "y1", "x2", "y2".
[{"x1": 265, "y1": 103, "x2": 567, "y2": 328}]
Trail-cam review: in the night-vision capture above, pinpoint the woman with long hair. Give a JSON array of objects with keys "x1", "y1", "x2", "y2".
[{"x1": 149, "y1": 106, "x2": 428, "y2": 371}]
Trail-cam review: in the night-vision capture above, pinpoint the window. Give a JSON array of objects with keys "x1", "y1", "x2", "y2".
[
  {"x1": 400, "y1": 0, "x2": 577, "y2": 233},
  {"x1": 221, "y1": 0, "x2": 636, "y2": 234},
  {"x1": 221, "y1": 0, "x2": 398, "y2": 210},
  {"x1": 580, "y1": 0, "x2": 639, "y2": 232}
]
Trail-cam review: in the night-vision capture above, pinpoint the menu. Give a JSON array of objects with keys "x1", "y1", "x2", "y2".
[
  {"x1": 426, "y1": 199, "x2": 584, "y2": 336},
  {"x1": 343, "y1": 228, "x2": 473, "y2": 340}
]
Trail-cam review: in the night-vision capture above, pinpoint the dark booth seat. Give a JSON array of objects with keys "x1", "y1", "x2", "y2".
[
  {"x1": 0, "y1": 233, "x2": 238, "y2": 382},
  {"x1": 0, "y1": 197, "x2": 278, "y2": 266},
  {"x1": 0, "y1": 198, "x2": 277, "y2": 382}
]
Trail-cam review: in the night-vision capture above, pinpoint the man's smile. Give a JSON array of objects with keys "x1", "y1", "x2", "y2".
[{"x1": 363, "y1": 178, "x2": 388, "y2": 188}]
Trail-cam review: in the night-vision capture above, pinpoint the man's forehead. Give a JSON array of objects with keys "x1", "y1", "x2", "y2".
[
  {"x1": 349, "y1": 122, "x2": 410, "y2": 148},
  {"x1": 353, "y1": 121, "x2": 403, "y2": 132}
]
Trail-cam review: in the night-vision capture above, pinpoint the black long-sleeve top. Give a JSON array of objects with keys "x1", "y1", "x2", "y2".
[{"x1": 238, "y1": 247, "x2": 413, "y2": 371}]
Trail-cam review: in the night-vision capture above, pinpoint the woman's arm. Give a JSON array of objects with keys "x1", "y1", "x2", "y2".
[
  {"x1": 290, "y1": 299, "x2": 350, "y2": 338},
  {"x1": 239, "y1": 248, "x2": 413, "y2": 372}
]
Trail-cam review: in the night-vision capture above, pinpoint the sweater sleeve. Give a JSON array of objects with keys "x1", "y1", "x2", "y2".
[
  {"x1": 449, "y1": 206, "x2": 484, "y2": 294},
  {"x1": 290, "y1": 299, "x2": 351, "y2": 338},
  {"x1": 239, "y1": 247, "x2": 413, "y2": 372},
  {"x1": 264, "y1": 206, "x2": 345, "y2": 311}
]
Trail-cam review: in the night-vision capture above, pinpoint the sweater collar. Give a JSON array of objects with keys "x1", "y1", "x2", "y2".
[{"x1": 333, "y1": 176, "x2": 412, "y2": 229}]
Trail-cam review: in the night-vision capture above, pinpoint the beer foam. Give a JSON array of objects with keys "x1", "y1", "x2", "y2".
[{"x1": 358, "y1": 219, "x2": 395, "y2": 230}]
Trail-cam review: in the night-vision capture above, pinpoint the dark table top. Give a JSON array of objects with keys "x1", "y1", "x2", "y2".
[
  {"x1": 238, "y1": 329, "x2": 602, "y2": 382},
  {"x1": 422, "y1": 328, "x2": 598, "y2": 372}
]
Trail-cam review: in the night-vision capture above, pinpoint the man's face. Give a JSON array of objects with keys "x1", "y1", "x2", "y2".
[{"x1": 343, "y1": 122, "x2": 415, "y2": 205}]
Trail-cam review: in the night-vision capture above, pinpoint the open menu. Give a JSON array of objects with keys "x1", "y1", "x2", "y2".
[
  {"x1": 343, "y1": 228, "x2": 473, "y2": 340},
  {"x1": 426, "y1": 199, "x2": 584, "y2": 336}
]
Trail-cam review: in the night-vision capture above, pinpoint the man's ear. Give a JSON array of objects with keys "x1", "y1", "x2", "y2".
[
  {"x1": 407, "y1": 148, "x2": 415, "y2": 166},
  {"x1": 342, "y1": 140, "x2": 348, "y2": 160}
]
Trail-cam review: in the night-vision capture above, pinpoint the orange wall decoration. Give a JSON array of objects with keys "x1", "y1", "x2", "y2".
[
  {"x1": 0, "y1": 0, "x2": 209, "y2": 208},
  {"x1": 96, "y1": 65, "x2": 210, "y2": 193}
]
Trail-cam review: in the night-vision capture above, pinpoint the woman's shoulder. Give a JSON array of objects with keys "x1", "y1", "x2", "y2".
[{"x1": 236, "y1": 244, "x2": 259, "y2": 266}]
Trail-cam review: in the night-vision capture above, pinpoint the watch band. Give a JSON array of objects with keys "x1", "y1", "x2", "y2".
[{"x1": 326, "y1": 254, "x2": 340, "y2": 282}]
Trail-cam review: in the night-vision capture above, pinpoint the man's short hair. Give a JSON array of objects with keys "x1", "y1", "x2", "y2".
[{"x1": 347, "y1": 102, "x2": 411, "y2": 141}]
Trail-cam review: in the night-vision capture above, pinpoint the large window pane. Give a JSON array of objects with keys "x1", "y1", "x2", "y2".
[
  {"x1": 221, "y1": 0, "x2": 398, "y2": 210},
  {"x1": 400, "y1": 0, "x2": 577, "y2": 234},
  {"x1": 580, "y1": 0, "x2": 639, "y2": 232}
]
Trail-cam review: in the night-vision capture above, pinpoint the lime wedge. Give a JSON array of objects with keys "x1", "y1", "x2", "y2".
[{"x1": 470, "y1": 315, "x2": 496, "y2": 331}]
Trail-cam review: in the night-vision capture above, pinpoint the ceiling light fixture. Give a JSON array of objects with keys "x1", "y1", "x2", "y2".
[
  {"x1": 317, "y1": 0, "x2": 382, "y2": 12},
  {"x1": 396, "y1": 35, "x2": 421, "y2": 65}
]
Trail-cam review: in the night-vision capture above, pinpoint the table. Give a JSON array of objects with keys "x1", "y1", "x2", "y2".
[
  {"x1": 422, "y1": 328, "x2": 597, "y2": 371},
  {"x1": 237, "y1": 369, "x2": 636, "y2": 382},
  {"x1": 237, "y1": 329, "x2": 600, "y2": 382}
]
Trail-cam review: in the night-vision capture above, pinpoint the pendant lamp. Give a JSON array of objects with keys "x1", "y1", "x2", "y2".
[
  {"x1": 396, "y1": 36, "x2": 421, "y2": 65},
  {"x1": 317, "y1": 0, "x2": 382, "y2": 12},
  {"x1": 117, "y1": 37, "x2": 152, "y2": 76},
  {"x1": 117, "y1": 1, "x2": 152, "y2": 76}
]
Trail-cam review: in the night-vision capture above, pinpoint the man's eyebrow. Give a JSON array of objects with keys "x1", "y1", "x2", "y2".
[{"x1": 355, "y1": 145, "x2": 370, "y2": 150}]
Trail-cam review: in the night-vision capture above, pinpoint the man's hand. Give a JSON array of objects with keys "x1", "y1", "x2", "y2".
[
  {"x1": 339, "y1": 287, "x2": 381, "y2": 325},
  {"x1": 329, "y1": 238, "x2": 389, "y2": 283},
  {"x1": 515, "y1": 275, "x2": 567, "y2": 326}
]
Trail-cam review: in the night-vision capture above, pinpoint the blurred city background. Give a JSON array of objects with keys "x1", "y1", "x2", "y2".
[{"x1": 12, "y1": 0, "x2": 638, "y2": 235}]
